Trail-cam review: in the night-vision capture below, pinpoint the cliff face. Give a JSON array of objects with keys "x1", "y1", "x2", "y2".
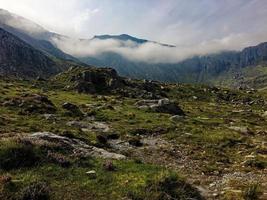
[
  {"x1": 0, "y1": 28, "x2": 61, "y2": 79},
  {"x1": 240, "y1": 42, "x2": 267, "y2": 67}
]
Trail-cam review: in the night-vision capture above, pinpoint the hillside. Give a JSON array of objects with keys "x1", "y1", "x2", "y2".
[
  {"x1": 0, "y1": 9, "x2": 78, "y2": 61},
  {"x1": 0, "y1": 67, "x2": 266, "y2": 199},
  {"x1": 0, "y1": 28, "x2": 64, "y2": 79},
  {"x1": 1, "y1": 9, "x2": 267, "y2": 89},
  {"x1": 80, "y1": 41, "x2": 267, "y2": 89}
]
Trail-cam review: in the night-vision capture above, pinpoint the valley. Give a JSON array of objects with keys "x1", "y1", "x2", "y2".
[{"x1": 0, "y1": 4, "x2": 267, "y2": 200}]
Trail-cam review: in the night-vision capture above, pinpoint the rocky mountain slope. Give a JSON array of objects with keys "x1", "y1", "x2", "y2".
[
  {"x1": 0, "y1": 9, "x2": 77, "y2": 61},
  {"x1": 1, "y1": 8, "x2": 267, "y2": 89},
  {"x1": 0, "y1": 28, "x2": 65, "y2": 79},
  {"x1": 80, "y1": 41, "x2": 267, "y2": 89}
]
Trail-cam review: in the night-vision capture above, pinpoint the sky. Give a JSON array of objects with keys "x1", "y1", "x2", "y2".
[{"x1": 1, "y1": 0, "x2": 267, "y2": 63}]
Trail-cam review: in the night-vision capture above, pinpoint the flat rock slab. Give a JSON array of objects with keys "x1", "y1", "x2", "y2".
[
  {"x1": 27, "y1": 132, "x2": 126, "y2": 160},
  {"x1": 66, "y1": 121, "x2": 110, "y2": 132}
]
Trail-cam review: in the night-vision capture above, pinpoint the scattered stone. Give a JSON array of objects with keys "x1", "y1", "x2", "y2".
[
  {"x1": 170, "y1": 115, "x2": 184, "y2": 121},
  {"x1": 26, "y1": 132, "x2": 126, "y2": 160},
  {"x1": 96, "y1": 134, "x2": 108, "y2": 145},
  {"x1": 128, "y1": 137, "x2": 143, "y2": 147},
  {"x1": 66, "y1": 121, "x2": 110, "y2": 132},
  {"x1": 2, "y1": 94, "x2": 56, "y2": 114},
  {"x1": 106, "y1": 133, "x2": 120, "y2": 140},
  {"x1": 43, "y1": 114, "x2": 56, "y2": 120},
  {"x1": 86, "y1": 170, "x2": 97, "y2": 179},
  {"x1": 229, "y1": 126, "x2": 254, "y2": 135},
  {"x1": 0, "y1": 175, "x2": 12, "y2": 184},
  {"x1": 47, "y1": 152, "x2": 71, "y2": 168},
  {"x1": 262, "y1": 111, "x2": 267, "y2": 117},
  {"x1": 136, "y1": 98, "x2": 185, "y2": 115},
  {"x1": 103, "y1": 160, "x2": 115, "y2": 171},
  {"x1": 184, "y1": 133, "x2": 193, "y2": 136},
  {"x1": 62, "y1": 102, "x2": 83, "y2": 117},
  {"x1": 36, "y1": 76, "x2": 46, "y2": 81}
]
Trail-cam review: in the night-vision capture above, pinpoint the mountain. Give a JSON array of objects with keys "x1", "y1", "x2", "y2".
[
  {"x1": 92, "y1": 34, "x2": 175, "y2": 47},
  {"x1": 0, "y1": 28, "x2": 65, "y2": 79},
  {"x1": 80, "y1": 38, "x2": 267, "y2": 88},
  {"x1": 0, "y1": 9, "x2": 78, "y2": 61},
  {"x1": 93, "y1": 34, "x2": 148, "y2": 44},
  {"x1": 1, "y1": 8, "x2": 267, "y2": 89}
]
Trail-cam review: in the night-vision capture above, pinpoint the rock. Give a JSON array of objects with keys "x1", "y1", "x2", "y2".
[
  {"x1": 86, "y1": 170, "x2": 97, "y2": 179},
  {"x1": 151, "y1": 99, "x2": 185, "y2": 115},
  {"x1": 0, "y1": 175, "x2": 12, "y2": 184},
  {"x1": 47, "y1": 152, "x2": 71, "y2": 168},
  {"x1": 136, "y1": 98, "x2": 185, "y2": 115},
  {"x1": 128, "y1": 137, "x2": 143, "y2": 147},
  {"x1": 103, "y1": 160, "x2": 115, "y2": 171},
  {"x1": 135, "y1": 99, "x2": 159, "y2": 107},
  {"x1": 43, "y1": 114, "x2": 55, "y2": 120},
  {"x1": 229, "y1": 126, "x2": 254, "y2": 134},
  {"x1": 107, "y1": 133, "x2": 120, "y2": 140},
  {"x1": 170, "y1": 115, "x2": 184, "y2": 121},
  {"x1": 36, "y1": 76, "x2": 46, "y2": 81},
  {"x1": 108, "y1": 139, "x2": 132, "y2": 151},
  {"x1": 96, "y1": 134, "x2": 108, "y2": 145},
  {"x1": 26, "y1": 132, "x2": 126, "y2": 160},
  {"x1": 184, "y1": 133, "x2": 193, "y2": 136},
  {"x1": 2, "y1": 94, "x2": 56, "y2": 114},
  {"x1": 62, "y1": 102, "x2": 83, "y2": 117},
  {"x1": 66, "y1": 121, "x2": 110, "y2": 132},
  {"x1": 262, "y1": 111, "x2": 267, "y2": 117},
  {"x1": 58, "y1": 67, "x2": 124, "y2": 94}
]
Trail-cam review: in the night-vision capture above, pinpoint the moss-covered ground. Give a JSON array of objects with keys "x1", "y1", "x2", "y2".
[{"x1": 0, "y1": 79, "x2": 266, "y2": 199}]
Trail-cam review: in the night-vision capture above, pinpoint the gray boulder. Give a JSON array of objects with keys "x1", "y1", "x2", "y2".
[
  {"x1": 26, "y1": 132, "x2": 126, "y2": 160},
  {"x1": 136, "y1": 98, "x2": 185, "y2": 115}
]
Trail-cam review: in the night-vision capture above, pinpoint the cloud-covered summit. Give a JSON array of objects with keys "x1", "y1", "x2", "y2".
[{"x1": 1, "y1": 0, "x2": 267, "y2": 63}]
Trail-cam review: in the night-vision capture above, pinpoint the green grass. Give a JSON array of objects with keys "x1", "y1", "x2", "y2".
[{"x1": 0, "y1": 78, "x2": 266, "y2": 199}]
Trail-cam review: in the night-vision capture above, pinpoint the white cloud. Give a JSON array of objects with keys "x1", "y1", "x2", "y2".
[
  {"x1": 0, "y1": 0, "x2": 100, "y2": 37},
  {"x1": 1, "y1": 0, "x2": 267, "y2": 63},
  {"x1": 52, "y1": 31, "x2": 267, "y2": 64}
]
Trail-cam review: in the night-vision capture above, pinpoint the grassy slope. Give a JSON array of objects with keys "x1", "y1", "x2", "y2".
[
  {"x1": 210, "y1": 64, "x2": 267, "y2": 89},
  {"x1": 0, "y1": 79, "x2": 266, "y2": 199}
]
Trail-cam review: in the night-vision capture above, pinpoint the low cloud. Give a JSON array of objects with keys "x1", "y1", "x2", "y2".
[
  {"x1": 52, "y1": 32, "x2": 267, "y2": 64},
  {"x1": 0, "y1": 9, "x2": 45, "y2": 36}
]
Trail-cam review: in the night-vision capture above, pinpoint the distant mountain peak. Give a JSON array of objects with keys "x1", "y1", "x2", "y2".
[
  {"x1": 92, "y1": 34, "x2": 175, "y2": 47},
  {"x1": 93, "y1": 34, "x2": 148, "y2": 44}
]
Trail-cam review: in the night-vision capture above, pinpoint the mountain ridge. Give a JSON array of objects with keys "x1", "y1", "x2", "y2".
[
  {"x1": 0, "y1": 27, "x2": 63, "y2": 78},
  {"x1": 1, "y1": 8, "x2": 267, "y2": 89}
]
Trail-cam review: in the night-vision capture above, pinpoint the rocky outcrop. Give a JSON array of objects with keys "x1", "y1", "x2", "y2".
[
  {"x1": 240, "y1": 42, "x2": 267, "y2": 67},
  {"x1": 136, "y1": 98, "x2": 185, "y2": 115},
  {"x1": 26, "y1": 132, "x2": 126, "y2": 160},
  {"x1": 62, "y1": 102, "x2": 83, "y2": 117},
  {"x1": 53, "y1": 66, "x2": 166, "y2": 98},
  {"x1": 2, "y1": 93, "x2": 56, "y2": 114},
  {"x1": 54, "y1": 66, "x2": 124, "y2": 94}
]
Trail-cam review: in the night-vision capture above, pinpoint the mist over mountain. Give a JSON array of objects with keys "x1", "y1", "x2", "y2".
[
  {"x1": 1, "y1": 8, "x2": 267, "y2": 88},
  {"x1": 0, "y1": 9, "x2": 78, "y2": 61},
  {"x1": 1, "y1": 3, "x2": 267, "y2": 200}
]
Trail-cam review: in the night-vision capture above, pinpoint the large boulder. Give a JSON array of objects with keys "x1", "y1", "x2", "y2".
[
  {"x1": 136, "y1": 98, "x2": 185, "y2": 115},
  {"x1": 25, "y1": 132, "x2": 126, "y2": 160},
  {"x1": 62, "y1": 102, "x2": 83, "y2": 117},
  {"x1": 55, "y1": 67, "x2": 124, "y2": 94},
  {"x1": 53, "y1": 67, "x2": 166, "y2": 98}
]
